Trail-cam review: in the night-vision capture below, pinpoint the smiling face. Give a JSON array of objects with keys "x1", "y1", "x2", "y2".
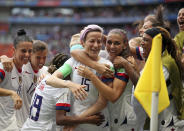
[
  {"x1": 141, "y1": 33, "x2": 153, "y2": 58},
  {"x1": 13, "y1": 41, "x2": 33, "y2": 68},
  {"x1": 106, "y1": 33, "x2": 125, "y2": 59},
  {"x1": 31, "y1": 50, "x2": 48, "y2": 71},
  {"x1": 177, "y1": 8, "x2": 184, "y2": 32},
  {"x1": 81, "y1": 31, "x2": 102, "y2": 61}
]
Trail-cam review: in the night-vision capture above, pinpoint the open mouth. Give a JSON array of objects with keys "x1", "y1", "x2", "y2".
[{"x1": 179, "y1": 21, "x2": 184, "y2": 27}]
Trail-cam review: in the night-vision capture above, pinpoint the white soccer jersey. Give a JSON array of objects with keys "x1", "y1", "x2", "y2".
[
  {"x1": 108, "y1": 81, "x2": 140, "y2": 131},
  {"x1": 16, "y1": 62, "x2": 48, "y2": 129},
  {"x1": 99, "y1": 51, "x2": 139, "y2": 130},
  {"x1": 0, "y1": 63, "x2": 23, "y2": 131},
  {"x1": 60, "y1": 57, "x2": 113, "y2": 131},
  {"x1": 21, "y1": 76, "x2": 70, "y2": 131}
]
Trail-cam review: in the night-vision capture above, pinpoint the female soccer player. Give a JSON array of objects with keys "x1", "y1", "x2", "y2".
[
  {"x1": 0, "y1": 29, "x2": 33, "y2": 131},
  {"x1": 22, "y1": 53, "x2": 104, "y2": 131},
  {"x1": 47, "y1": 24, "x2": 113, "y2": 131},
  {"x1": 16, "y1": 40, "x2": 49, "y2": 129}
]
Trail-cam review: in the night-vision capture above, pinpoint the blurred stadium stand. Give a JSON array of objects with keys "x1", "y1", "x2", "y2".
[{"x1": 0, "y1": 0, "x2": 183, "y2": 61}]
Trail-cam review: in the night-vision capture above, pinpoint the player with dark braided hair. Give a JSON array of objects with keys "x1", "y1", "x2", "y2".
[
  {"x1": 47, "y1": 53, "x2": 69, "y2": 74},
  {"x1": 22, "y1": 53, "x2": 104, "y2": 131}
]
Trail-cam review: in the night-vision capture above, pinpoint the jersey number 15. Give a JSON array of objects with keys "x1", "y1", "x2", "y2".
[{"x1": 81, "y1": 78, "x2": 90, "y2": 92}]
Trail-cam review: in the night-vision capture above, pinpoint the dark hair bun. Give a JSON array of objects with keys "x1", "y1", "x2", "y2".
[{"x1": 17, "y1": 29, "x2": 26, "y2": 36}]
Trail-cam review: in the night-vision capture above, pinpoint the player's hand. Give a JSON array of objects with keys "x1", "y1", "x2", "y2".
[
  {"x1": 77, "y1": 65, "x2": 93, "y2": 79},
  {"x1": 68, "y1": 83, "x2": 88, "y2": 101},
  {"x1": 96, "y1": 64, "x2": 113, "y2": 78},
  {"x1": 38, "y1": 73, "x2": 46, "y2": 83},
  {"x1": 88, "y1": 112, "x2": 105, "y2": 126},
  {"x1": 10, "y1": 91, "x2": 22, "y2": 110},
  {"x1": 1, "y1": 55, "x2": 13, "y2": 72},
  {"x1": 126, "y1": 56, "x2": 138, "y2": 70},
  {"x1": 113, "y1": 56, "x2": 127, "y2": 69}
]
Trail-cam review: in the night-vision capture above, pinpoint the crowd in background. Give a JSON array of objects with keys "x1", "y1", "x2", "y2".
[
  {"x1": 0, "y1": 1, "x2": 184, "y2": 130},
  {"x1": 0, "y1": 2, "x2": 183, "y2": 63}
]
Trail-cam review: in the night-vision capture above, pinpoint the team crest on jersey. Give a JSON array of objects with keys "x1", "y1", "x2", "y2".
[
  {"x1": 39, "y1": 83, "x2": 45, "y2": 91},
  {"x1": 25, "y1": 71, "x2": 32, "y2": 74},
  {"x1": 19, "y1": 76, "x2": 22, "y2": 84}
]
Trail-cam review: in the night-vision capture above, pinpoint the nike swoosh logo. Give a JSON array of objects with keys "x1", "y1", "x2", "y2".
[
  {"x1": 12, "y1": 77, "x2": 16, "y2": 79},
  {"x1": 25, "y1": 71, "x2": 32, "y2": 74}
]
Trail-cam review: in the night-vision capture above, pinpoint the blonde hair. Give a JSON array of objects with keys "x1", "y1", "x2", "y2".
[
  {"x1": 129, "y1": 37, "x2": 142, "y2": 47},
  {"x1": 69, "y1": 33, "x2": 80, "y2": 47}
]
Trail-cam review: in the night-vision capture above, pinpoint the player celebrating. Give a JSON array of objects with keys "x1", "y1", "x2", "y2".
[
  {"x1": 16, "y1": 40, "x2": 49, "y2": 129},
  {"x1": 0, "y1": 29, "x2": 33, "y2": 131},
  {"x1": 21, "y1": 53, "x2": 104, "y2": 131},
  {"x1": 47, "y1": 24, "x2": 113, "y2": 131}
]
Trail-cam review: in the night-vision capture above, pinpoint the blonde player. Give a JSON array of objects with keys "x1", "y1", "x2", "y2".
[
  {"x1": 0, "y1": 29, "x2": 33, "y2": 131},
  {"x1": 47, "y1": 24, "x2": 113, "y2": 131}
]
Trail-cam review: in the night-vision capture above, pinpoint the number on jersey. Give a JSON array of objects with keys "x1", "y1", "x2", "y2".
[
  {"x1": 81, "y1": 78, "x2": 90, "y2": 92},
  {"x1": 29, "y1": 93, "x2": 43, "y2": 121}
]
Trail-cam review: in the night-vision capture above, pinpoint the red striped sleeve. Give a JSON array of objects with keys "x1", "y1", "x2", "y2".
[
  {"x1": 56, "y1": 103, "x2": 70, "y2": 107},
  {"x1": 0, "y1": 69, "x2": 5, "y2": 80},
  {"x1": 56, "y1": 103, "x2": 70, "y2": 112},
  {"x1": 116, "y1": 73, "x2": 129, "y2": 79}
]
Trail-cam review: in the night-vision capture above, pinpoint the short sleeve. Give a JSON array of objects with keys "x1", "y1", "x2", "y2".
[
  {"x1": 55, "y1": 89, "x2": 71, "y2": 112},
  {"x1": 115, "y1": 68, "x2": 129, "y2": 83}
]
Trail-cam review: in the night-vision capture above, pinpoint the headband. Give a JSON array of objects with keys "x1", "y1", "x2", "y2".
[{"x1": 80, "y1": 24, "x2": 103, "y2": 41}]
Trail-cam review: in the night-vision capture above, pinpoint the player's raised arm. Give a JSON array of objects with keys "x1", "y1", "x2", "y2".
[{"x1": 71, "y1": 49, "x2": 113, "y2": 78}]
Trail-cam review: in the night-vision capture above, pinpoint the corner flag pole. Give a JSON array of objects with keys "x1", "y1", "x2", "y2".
[{"x1": 150, "y1": 92, "x2": 159, "y2": 131}]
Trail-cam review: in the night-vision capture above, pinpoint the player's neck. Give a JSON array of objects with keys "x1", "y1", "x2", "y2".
[
  {"x1": 13, "y1": 58, "x2": 23, "y2": 72},
  {"x1": 30, "y1": 63, "x2": 39, "y2": 73}
]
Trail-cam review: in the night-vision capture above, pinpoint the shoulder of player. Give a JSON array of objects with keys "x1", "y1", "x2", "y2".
[
  {"x1": 67, "y1": 57, "x2": 79, "y2": 68},
  {"x1": 22, "y1": 62, "x2": 32, "y2": 74},
  {"x1": 40, "y1": 76, "x2": 65, "y2": 93},
  {"x1": 39, "y1": 84, "x2": 68, "y2": 99},
  {"x1": 98, "y1": 57, "x2": 113, "y2": 66},
  {"x1": 39, "y1": 66, "x2": 48, "y2": 74}
]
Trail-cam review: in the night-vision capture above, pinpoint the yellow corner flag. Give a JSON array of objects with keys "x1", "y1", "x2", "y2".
[{"x1": 134, "y1": 34, "x2": 170, "y2": 117}]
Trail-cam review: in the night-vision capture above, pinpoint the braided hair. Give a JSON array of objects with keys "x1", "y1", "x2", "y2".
[{"x1": 48, "y1": 53, "x2": 69, "y2": 74}]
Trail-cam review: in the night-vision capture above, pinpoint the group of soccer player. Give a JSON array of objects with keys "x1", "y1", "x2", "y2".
[{"x1": 0, "y1": 5, "x2": 184, "y2": 131}]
